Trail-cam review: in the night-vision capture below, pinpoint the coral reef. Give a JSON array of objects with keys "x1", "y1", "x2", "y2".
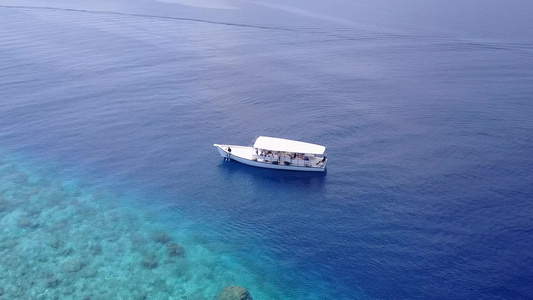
[
  {"x1": 46, "y1": 235, "x2": 60, "y2": 249},
  {"x1": 217, "y1": 286, "x2": 254, "y2": 300},
  {"x1": 141, "y1": 253, "x2": 159, "y2": 269},
  {"x1": 89, "y1": 244, "x2": 102, "y2": 256},
  {"x1": 167, "y1": 241, "x2": 185, "y2": 257},
  {"x1": 151, "y1": 231, "x2": 171, "y2": 244},
  {"x1": 45, "y1": 274, "x2": 60, "y2": 288},
  {"x1": 17, "y1": 216, "x2": 32, "y2": 228},
  {"x1": 81, "y1": 266, "x2": 98, "y2": 278},
  {"x1": 62, "y1": 258, "x2": 85, "y2": 273},
  {"x1": 0, "y1": 157, "x2": 269, "y2": 299}
]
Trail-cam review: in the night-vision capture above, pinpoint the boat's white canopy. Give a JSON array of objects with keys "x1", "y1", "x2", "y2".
[{"x1": 253, "y1": 136, "x2": 326, "y2": 155}]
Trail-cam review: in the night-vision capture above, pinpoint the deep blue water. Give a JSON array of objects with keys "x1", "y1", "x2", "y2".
[{"x1": 1, "y1": 1, "x2": 532, "y2": 299}]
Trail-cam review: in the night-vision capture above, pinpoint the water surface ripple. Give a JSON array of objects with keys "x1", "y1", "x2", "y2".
[{"x1": 1, "y1": 4, "x2": 532, "y2": 300}]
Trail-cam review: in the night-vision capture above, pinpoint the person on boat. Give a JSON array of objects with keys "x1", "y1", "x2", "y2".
[{"x1": 226, "y1": 147, "x2": 231, "y2": 160}]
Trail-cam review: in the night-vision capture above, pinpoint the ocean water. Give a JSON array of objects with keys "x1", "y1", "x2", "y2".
[{"x1": 1, "y1": 2, "x2": 533, "y2": 299}]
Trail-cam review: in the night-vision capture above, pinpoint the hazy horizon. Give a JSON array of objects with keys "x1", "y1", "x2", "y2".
[{"x1": 1, "y1": 0, "x2": 532, "y2": 41}]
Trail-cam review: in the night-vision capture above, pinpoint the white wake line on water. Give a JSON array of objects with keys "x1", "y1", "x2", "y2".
[
  {"x1": 4, "y1": 4, "x2": 522, "y2": 50},
  {"x1": 0, "y1": 4, "x2": 412, "y2": 42},
  {"x1": 0, "y1": 5, "x2": 295, "y2": 32},
  {"x1": 156, "y1": 0, "x2": 237, "y2": 10},
  {"x1": 247, "y1": 1, "x2": 359, "y2": 27},
  {"x1": 243, "y1": 1, "x2": 533, "y2": 49}
]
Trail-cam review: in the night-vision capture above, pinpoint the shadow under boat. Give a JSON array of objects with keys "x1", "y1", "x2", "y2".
[{"x1": 217, "y1": 159, "x2": 327, "y2": 187}]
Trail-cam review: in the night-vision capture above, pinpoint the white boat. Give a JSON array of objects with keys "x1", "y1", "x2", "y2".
[{"x1": 214, "y1": 136, "x2": 327, "y2": 172}]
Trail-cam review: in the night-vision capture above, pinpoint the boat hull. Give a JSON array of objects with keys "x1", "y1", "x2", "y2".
[{"x1": 214, "y1": 144, "x2": 326, "y2": 172}]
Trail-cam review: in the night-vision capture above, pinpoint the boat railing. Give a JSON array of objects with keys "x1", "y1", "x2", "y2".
[
  {"x1": 254, "y1": 154, "x2": 318, "y2": 167},
  {"x1": 255, "y1": 155, "x2": 278, "y2": 163}
]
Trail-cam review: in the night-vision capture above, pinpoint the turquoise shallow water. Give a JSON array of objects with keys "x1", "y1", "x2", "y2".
[
  {"x1": 1, "y1": 2, "x2": 533, "y2": 300},
  {"x1": 0, "y1": 152, "x2": 284, "y2": 299}
]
